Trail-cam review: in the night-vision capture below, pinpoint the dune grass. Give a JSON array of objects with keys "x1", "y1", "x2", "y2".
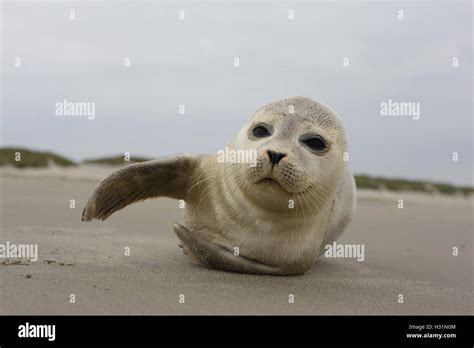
[
  {"x1": 0, "y1": 147, "x2": 76, "y2": 168},
  {"x1": 355, "y1": 175, "x2": 473, "y2": 196},
  {"x1": 82, "y1": 155, "x2": 151, "y2": 165}
]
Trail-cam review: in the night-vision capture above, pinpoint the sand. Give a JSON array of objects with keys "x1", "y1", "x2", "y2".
[{"x1": 0, "y1": 166, "x2": 472, "y2": 314}]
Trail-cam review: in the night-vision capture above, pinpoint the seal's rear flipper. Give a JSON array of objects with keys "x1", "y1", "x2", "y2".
[
  {"x1": 82, "y1": 156, "x2": 200, "y2": 221},
  {"x1": 173, "y1": 222, "x2": 289, "y2": 276}
]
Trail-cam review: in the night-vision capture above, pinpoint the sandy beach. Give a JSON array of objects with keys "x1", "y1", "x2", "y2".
[{"x1": 0, "y1": 166, "x2": 472, "y2": 315}]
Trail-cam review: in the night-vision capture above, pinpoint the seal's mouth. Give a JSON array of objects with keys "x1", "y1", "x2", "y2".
[
  {"x1": 257, "y1": 177, "x2": 287, "y2": 192},
  {"x1": 261, "y1": 178, "x2": 277, "y2": 184}
]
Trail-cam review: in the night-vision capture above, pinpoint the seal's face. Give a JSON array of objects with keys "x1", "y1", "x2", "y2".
[{"x1": 230, "y1": 97, "x2": 347, "y2": 207}]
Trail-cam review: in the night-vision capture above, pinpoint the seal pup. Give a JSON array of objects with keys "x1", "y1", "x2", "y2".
[{"x1": 82, "y1": 97, "x2": 356, "y2": 275}]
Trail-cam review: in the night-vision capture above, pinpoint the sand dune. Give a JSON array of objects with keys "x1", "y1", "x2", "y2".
[{"x1": 0, "y1": 166, "x2": 472, "y2": 314}]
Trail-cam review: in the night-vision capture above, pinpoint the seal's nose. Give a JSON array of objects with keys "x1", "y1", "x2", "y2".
[{"x1": 267, "y1": 150, "x2": 286, "y2": 165}]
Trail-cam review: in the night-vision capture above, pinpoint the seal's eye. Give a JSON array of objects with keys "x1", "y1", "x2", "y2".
[
  {"x1": 252, "y1": 124, "x2": 271, "y2": 138},
  {"x1": 301, "y1": 135, "x2": 327, "y2": 152}
]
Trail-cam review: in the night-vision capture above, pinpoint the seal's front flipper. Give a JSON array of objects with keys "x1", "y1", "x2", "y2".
[
  {"x1": 82, "y1": 156, "x2": 200, "y2": 221},
  {"x1": 173, "y1": 222, "x2": 286, "y2": 276}
]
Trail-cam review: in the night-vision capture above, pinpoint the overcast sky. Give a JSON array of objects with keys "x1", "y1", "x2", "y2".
[{"x1": 1, "y1": 1, "x2": 472, "y2": 185}]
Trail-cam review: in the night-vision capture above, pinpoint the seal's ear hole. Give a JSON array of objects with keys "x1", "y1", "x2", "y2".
[
  {"x1": 250, "y1": 123, "x2": 273, "y2": 139},
  {"x1": 300, "y1": 135, "x2": 327, "y2": 152}
]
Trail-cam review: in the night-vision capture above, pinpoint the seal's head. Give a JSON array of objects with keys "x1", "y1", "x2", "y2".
[{"x1": 229, "y1": 97, "x2": 348, "y2": 209}]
